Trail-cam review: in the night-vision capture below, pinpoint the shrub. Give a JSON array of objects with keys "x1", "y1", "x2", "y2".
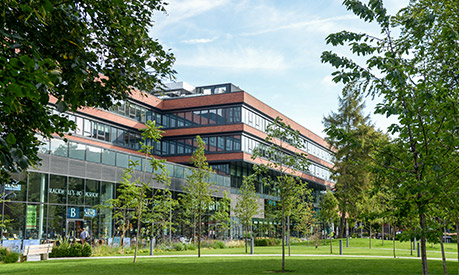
[
  {"x1": 3, "y1": 252, "x2": 19, "y2": 264},
  {"x1": 200, "y1": 241, "x2": 213, "y2": 248},
  {"x1": 0, "y1": 247, "x2": 8, "y2": 261},
  {"x1": 172, "y1": 242, "x2": 184, "y2": 251},
  {"x1": 185, "y1": 243, "x2": 197, "y2": 250},
  {"x1": 69, "y1": 243, "x2": 83, "y2": 257},
  {"x1": 82, "y1": 244, "x2": 92, "y2": 257},
  {"x1": 255, "y1": 237, "x2": 280, "y2": 246},
  {"x1": 212, "y1": 241, "x2": 226, "y2": 249},
  {"x1": 50, "y1": 243, "x2": 91, "y2": 258}
]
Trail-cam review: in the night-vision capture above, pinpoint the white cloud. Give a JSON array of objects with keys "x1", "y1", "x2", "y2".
[
  {"x1": 241, "y1": 14, "x2": 358, "y2": 36},
  {"x1": 176, "y1": 47, "x2": 288, "y2": 70},
  {"x1": 181, "y1": 36, "x2": 218, "y2": 44},
  {"x1": 156, "y1": 0, "x2": 229, "y2": 30}
]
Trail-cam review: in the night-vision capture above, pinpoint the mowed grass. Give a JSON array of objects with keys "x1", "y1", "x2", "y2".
[
  {"x1": 137, "y1": 238, "x2": 458, "y2": 259},
  {"x1": 2, "y1": 256, "x2": 459, "y2": 275}
]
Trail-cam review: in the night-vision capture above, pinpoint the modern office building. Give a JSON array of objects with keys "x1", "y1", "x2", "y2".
[{"x1": 0, "y1": 82, "x2": 334, "y2": 243}]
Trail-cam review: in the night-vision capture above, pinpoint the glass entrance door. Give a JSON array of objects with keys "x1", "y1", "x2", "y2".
[{"x1": 66, "y1": 219, "x2": 84, "y2": 241}]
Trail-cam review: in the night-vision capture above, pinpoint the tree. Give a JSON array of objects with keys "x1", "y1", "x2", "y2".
[
  {"x1": 101, "y1": 120, "x2": 170, "y2": 263},
  {"x1": 1, "y1": 0, "x2": 175, "y2": 181},
  {"x1": 319, "y1": 190, "x2": 339, "y2": 254},
  {"x1": 292, "y1": 196, "x2": 316, "y2": 240},
  {"x1": 253, "y1": 116, "x2": 309, "y2": 272},
  {"x1": 323, "y1": 84, "x2": 375, "y2": 238},
  {"x1": 321, "y1": 1, "x2": 459, "y2": 273},
  {"x1": 210, "y1": 191, "x2": 231, "y2": 240},
  {"x1": 182, "y1": 135, "x2": 214, "y2": 258},
  {"x1": 131, "y1": 120, "x2": 170, "y2": 263},
  {"x1": 234, "y1": 173, "x2": 259, "y2": 253},
  {"x1": 145, "y1": 189, "x2": 178, "y2": 244}
]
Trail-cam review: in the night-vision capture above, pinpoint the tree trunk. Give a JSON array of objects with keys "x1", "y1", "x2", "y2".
[
  {"x1": 338, "y1": 213, "x2": 345, "y2": 238},
  {"x1": 369, "y1": 226, "x2": 372, "y2": 249},
  {"x1": 282, "y1": 205, "x2": 285, "y2": 272},
  {"x1": 330, "y1": 223, "x2": 333, "y2": 254},
  {"x1": 198, "y1": 213, "x2": 201, "y2": 258},
  {"x1": 392, "y1": 224, "x2": 396, "y2": 258},
  {"x1": 410, "y1": 239, "x2": 413, "y2": 256},
  {"x1": 381, "y1": 222, "x2": 384, "y2": 246},
  {"x1": 288, "y1": 217, "x2": 291, "y2": 256},
  {"x1": 420, "y1": 212, "x2": 428, "y2": 275},
  {"x1": 134, "y1": 197, "x2": 143, "y2": 263},
  {"x1": 440, "y1": 231, "x2": 448, "y2": 275},
  {"x1": 456, "y1": 222, "x2": 459, "y2": 275},
  {"x1": 244, "y1": 223, "x2": 247, "y2": 253},
  {"x1": 361, "y1": 222, "x2": 363, "y2": 238}
]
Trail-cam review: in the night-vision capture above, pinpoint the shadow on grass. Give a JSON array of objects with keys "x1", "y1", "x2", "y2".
[{"x1": 1, "y1": 256, "x2": 455, "y2": 274}]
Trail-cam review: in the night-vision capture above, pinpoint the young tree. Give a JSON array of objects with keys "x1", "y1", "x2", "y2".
[
  {"x1": 234, "y1": 174, "x2": 259, "y2": 253},
  {"x1": 253, "y1": 117, "x2": 309, "y2": 272},
  {"x1": 102, "y1": 120, "x2": 170, "y2": 263},
  {"x1": 321, "y1": 1, "x2": 459, "y2": 273},
  {"x1": 210, "y1": 191, "x2": 231, "y2": 240},
  {"x1": 183, "y1": 135, "x2": 214, "y2": 258},
  {"x1": 1, "y1": 1, "x2": 175, "y2": 180},
  {"x1": 145, "y1": 189, "x2": 178, "y2": 244},
  {"x1": 319, "y1": 191, "x2": 339, "y2": 254}
]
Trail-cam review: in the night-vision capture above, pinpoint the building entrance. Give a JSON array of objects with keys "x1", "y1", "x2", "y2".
[{"x1": 66, "y1": 219, "x2": 91, "y2": 241}]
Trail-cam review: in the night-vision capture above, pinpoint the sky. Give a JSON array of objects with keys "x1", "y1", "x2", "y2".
[{"x1": 149, "y1": 0, "x2": 409, "y2": 137}]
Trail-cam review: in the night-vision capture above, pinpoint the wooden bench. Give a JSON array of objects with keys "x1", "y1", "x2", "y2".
[{"x1": 22, "y1": 244, "x2": 54, "y2": 262}]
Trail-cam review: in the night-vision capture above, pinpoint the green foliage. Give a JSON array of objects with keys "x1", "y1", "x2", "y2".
[
  {"x1": 1, "y1": 0, "x2": 175, "y2": 179},
  {"x1": 254, "y1": 238, "x2": 281, "y2": 247},
  {"x1": 234, "y1": 173, "x2": 259, "y2": 250},
  {"x1": 2, "y1": 251, "x2": 19, "y2": 263},
  {"x1": 252, "y1": 116, "x2": 311, "y2": 271},
  {"x1": 0, "y1": 247, "x2": 8, "y2": 261},
  {"x1": 210, "y1": 191, "x2": 231, "y2": 240},
  {"x1": 322, "y1": 1, "x2": 459, "y2": 273},
  {"x1": 185, "y1": 243, "x2": 197, "y2": 251},
  {"x1": 322, "y1": 84, "x2": 380, "y2": 237},
  {"x1": 212, "y1": 241, "x2": 226, "y2": 249},
  {"x1": 182, "y1": 135, "x2": 214, "y2": 257},
  {"x1": 50, "y1": 243, "x2": 92, "y2": 258},
  {"x1": 319, "y1": 191, "x2": 339, "y2": 225},
  {"x1": 172, "y1": 242, "x2": 185, "y2": 251}
]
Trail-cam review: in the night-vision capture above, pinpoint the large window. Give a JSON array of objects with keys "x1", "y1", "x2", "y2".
[
  {"x1": 162, "y1": 106, "x2": 241, "y2": 129},
  {"x1": 49, "y1": 175, "x2": 67, "y2": 204},
  {"x1": 68, "y1": 177, "x2": 84, "y2": 205},
  {"x1": 161, "y1": 135, "x2": 242, "y2": 156},
  {"x1": 28, "y1": 172, "x2": 48, "y2": 203}
]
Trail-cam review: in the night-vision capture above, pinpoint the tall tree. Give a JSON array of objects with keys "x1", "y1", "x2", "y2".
[
  {"x1": 183, "y1": 135, "x2": 214, "y2": 258},
  {"x1": 234, "y1": 173, "x2": 259, "y2": 253},
  {"x1": 253, "y1": 117, "x2": 309, "y2": 272},
  {"x1": 321, "y1": 1, "x2": 459, "y2": 273},
  {"x1": 323, "y1": 84, "x2": 374, "y2": 238},
  {"x1": 1, "y1": 0, "x2": 175, "y2": 181}
]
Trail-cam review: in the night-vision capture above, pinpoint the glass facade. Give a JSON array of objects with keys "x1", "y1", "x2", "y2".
[{"x1": 0, "y1": 172, "x2": 115, "y2": 241}]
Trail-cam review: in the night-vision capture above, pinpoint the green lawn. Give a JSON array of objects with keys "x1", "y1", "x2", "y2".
[
  {"x1": 3, "y1": 239, "x2": 458, "y2": 274},
  {"x1": 133, "y1": 238, "x2": 458, "y2": 259},
  {"x1": 1, "y1": 256, "x2": 458, "y2": 274}
]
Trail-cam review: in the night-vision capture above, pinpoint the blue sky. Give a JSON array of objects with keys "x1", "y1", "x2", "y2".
[{"x1": 150, "y1": 0, "x2": 408, "y2": 137}]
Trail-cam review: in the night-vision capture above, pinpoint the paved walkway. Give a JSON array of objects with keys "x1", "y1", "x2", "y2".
[{"x1": 49, "y1": 254, "x2": 458, "y2": 262}]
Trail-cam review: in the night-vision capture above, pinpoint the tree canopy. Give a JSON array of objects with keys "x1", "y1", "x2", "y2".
[
  {"x1": 1, "y1": 0, "x2": 175, "y2": 179},
  {"x1": 321, "y1": 0, "x2": 459, "y2": 274}
]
